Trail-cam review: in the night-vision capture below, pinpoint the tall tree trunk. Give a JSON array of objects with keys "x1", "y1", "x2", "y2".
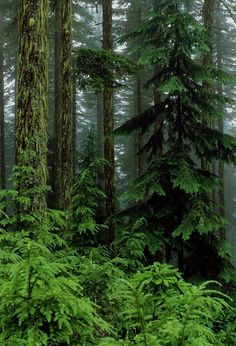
[
  {"x1": 136, "y1": 77, "x2": 144, "y2": 175},
  {"x1": 72, "y1": 65, "x2": 77, "y2": 175},
  {"x1": 55, "y1": 0, "x2": 73, "y2": 210},
  {"x1": 16, "y1": 0, "x2": 49, "y2": 210},
  {"x1": 216, "y1": 3, "x2": 225, "y2": 237},
  {"x1": 0, "y1": 9, "x2": 6, "y2": 189},
  {"x1": 97, "y1": 91, "x2": 103, "y2": 159},
  {"x1": 48, "y1": 0, "x2": 62, "y2": 207},
  {"x1": 135, "y1": 5, "x2": 144, "y2": 176},
  {"x1": 103, "y1": 0, "x2": 115, "y2": 244},
  {"x1": 202, "y1": 0, "x2": 214, "y2": 172}
]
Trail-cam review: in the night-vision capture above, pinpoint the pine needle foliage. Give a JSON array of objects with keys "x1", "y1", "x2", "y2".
[
  {"x1": 116, "y1": 0, "x2": 236, "y2": 282},
  {"x1": 74, "y1": 47, "x2": 138, "y2": 89},
  {"x1": 71, "y1": 159, "x2": 107, "y2": 246},
  {"x1": 71, "y1": 132, "x2": 107, "y2": 247}
]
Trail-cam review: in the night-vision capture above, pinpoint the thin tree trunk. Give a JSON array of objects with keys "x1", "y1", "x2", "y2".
[
  {"x1": 16, "y1": 0, "x2": 49, "y2": 211},
  {"x1": 48, "y1": 0, "x2": 62, "y2": 207},
  {"x1": 55, "y1": 0, "x2": 73, "y2": 210},
  {"x1": 135, "y1": 5, "x2": 144, "y2": 176},
  {"x1": 216, "y1": 4, "x2": 225, "y2": 238},
  {"x1": 97, "y1": 91, "x2": 104, "y2": 159},
  {"x1": 72, "y1": 66, "x2": 77, "y2": 176},
  {"x1": 0, "y1": 9, "x2": 6, "y2": 189},
  {"x1": 136, "y1": 77, "x2": 144, "y2": 175},
  {"x1": 96, "y1": 91, "x2": 105, "y2": 222},
  {"x1": 103, "y1": 0, "x2": 115, "y2": 244},
  {"x1": 202, "y1": 0, "x2": 214, "y2": 172}
]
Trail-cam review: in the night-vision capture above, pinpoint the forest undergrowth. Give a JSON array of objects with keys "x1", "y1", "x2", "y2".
[
  {"x1": 1, "y1": 0, "x2": 236, "y2": 345},
  {"x1": 0, "y1": 157, "x2": 236, "y2": 346}
]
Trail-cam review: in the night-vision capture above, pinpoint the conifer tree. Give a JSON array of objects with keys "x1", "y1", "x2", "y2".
[
  {"x1": 16, "y1": 0, "x2": 49, "y2": 211},
  {"x1": 117, "y1": 0, "x2": 236, "y2": 281},
  {"x1": 55, "y1": 0, "x2": 73, "y2": 210},
  {"x1": 103, "y1": 0, "x2": 116, "y2": 243}
]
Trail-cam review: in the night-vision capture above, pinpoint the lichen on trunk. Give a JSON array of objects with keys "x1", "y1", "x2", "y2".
[
  {"x1": 103, "y1": 0, "x2": 116, "y2": 244},
  {"x1": 55, "y1": 0, "x2": 73, "y2": 211},
  {"x1": 16, "y1": 0, "x2": 49, "y2": 211}
]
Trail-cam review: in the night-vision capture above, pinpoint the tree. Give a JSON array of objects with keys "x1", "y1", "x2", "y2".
[
  {"x1": 215, "y1": 1, "x2": 226, "y2": 237},
  {"x1": 117, "y1": 0, "x2": 236, "y2": 281},
  {"x1": 103, "y1": 0, "x2": 115, "y2": 243},
  {"x1": 0, "y1": 6, "x2": 6, "y2": 189},
  {"x1": 15, "y1": 0, "x2": 49, "y2": 211},
  {"x1": 202, "y1": 0, "x2": 214, "y2": 173},
  {"x1": 55, "y1": 0, "x2": 73, "y2": 210}
]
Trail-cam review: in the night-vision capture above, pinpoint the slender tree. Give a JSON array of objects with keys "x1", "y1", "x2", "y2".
[
  {"x1": 16, "y1": 0, "x2": 49, "y2": 211},
  {"x1": 55, "y1": 0, "x2": 73, "y2": 210},
  {"x1": 48, "y1": 0, "x2": 62, "y2": 205},
  {"x1": 0, "y1": 7, "x2": 6, "y2": 189},
  {"x1": 216, "y1": 2, "x2": 226, "y2": 237},
  {"x1": 202, "y1": 0, "x2": 214, "y2": 172},
  {"x1": 103, "y1": 0, "x2": 115, "y2": 243}
]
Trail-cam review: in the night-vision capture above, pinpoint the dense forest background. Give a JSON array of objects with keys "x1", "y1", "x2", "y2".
[{"x1": 1, "y1": 0, "x2": 236, "y2": 345}]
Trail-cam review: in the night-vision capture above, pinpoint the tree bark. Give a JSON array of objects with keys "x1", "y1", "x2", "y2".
[
  {"x1": 48, "y1": 0, "x2": 62, "y2": 207},
  {"x1": 202, "y1": 0, "x2": 214, "y2": 172},
  {"x1": 55, "y1": 0, "x2": 73, "y2": 210},
  {"x1": 136, "y1": 76, "x2": 144, "y2": 175},
  {"x1": 0, "y1": 9, "x2": 6, "y2": 189},
  {"x1": 16, "y1": 0, "x2": 49, "y2": 210},
  {"x1": 103, "y1": 0, "x2": 115, "y2": 244},
  {"x1": 216, "y1": 3, "x2": 225, "y2": 238},
  {"x1": 72, "y1": 64, "x2": 77, "y2": 176}
]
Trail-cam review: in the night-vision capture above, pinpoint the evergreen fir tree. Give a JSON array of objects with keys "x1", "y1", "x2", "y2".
[{"x1": 116, "y1": 0, "x2": 236, "y2": 282}]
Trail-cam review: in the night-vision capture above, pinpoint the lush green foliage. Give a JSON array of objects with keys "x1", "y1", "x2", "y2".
[
  {"x1": 1, "y1": 1, "x2": 236, "y2": 345},
  {"x1": 0, "y1": 162, "x2": 109, "y2": 345},
  {"x1": 116, "y1": 0, "x2": 236, "y2": 282},
  {"x1": 74, "y1": 47, "x2": 138, "y2": 89},
  {"x1": 98, "y1": 262, "x2": 234, "y2": 346}
]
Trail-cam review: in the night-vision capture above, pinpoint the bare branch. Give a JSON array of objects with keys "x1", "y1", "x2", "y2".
[{"x1": 220, "y1": 0, "x2": 236, "y2": 25}]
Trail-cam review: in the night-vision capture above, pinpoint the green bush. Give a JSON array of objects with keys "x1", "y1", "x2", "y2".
[{"x1": 99, "y1": 263, "x2": 233, "y2": 346}]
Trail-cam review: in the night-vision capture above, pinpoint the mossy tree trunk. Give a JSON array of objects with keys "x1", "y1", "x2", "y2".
[
  {"x1": 55, "y1": 0, "x2": 73, "y2": 210},
  {"x1": 103, "y1": 0, "x2": 115, "y2": 244},
  {"x1": 16, "y1": 0, "x2": 49, "y2": 211},
  {"x1": 48, "y1": 0, "x2": 62, "y2": 207},
  {"x1": 0, "y1": 8, "x2": 6, "y2": 189}
]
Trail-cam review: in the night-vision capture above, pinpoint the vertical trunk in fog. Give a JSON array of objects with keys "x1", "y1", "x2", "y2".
[
  {"x1": 103, "y1": 0, "x2": 115, "y2": 244},
  {"x1": 136, "y1": 77, "x2": 144, "y2": 175},
  {"x1": 97, "y1": 91, "x2": 105, "y2": 222},
  {"x1": 16, "y1": 0, "x2": 49, "y2": 210},
  {"x1": 152, "y1": 1, "x2": 163, "y2": 159},
  {"x1": 202, "y1": 0, "x2": 214, "y2": 172},
  {"x1": 135, "y1": 5, "x2": 144, "y2": 176},
  {"x1": 50, "y1": 0, "x2": 62, "y2": 204},
  {"x1": 216, "y1": 4, "x2": 225, "y2": 237},
  {"x1": 72, "y1": 64, "x2": 77, "y2": 176},
  {"x1": 0, "y1": 8, "x2": 6, "y2": 189},
  {"x1": 97, "y1": 92, "x2": 103, "y2": 159},
  {"x1": 55, "y1": 0, "x2": 73, "y2": 210}
]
